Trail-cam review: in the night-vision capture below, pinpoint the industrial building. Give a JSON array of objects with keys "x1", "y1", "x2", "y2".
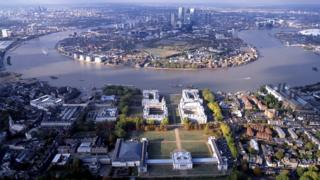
[
  {"x1": 30, "y1": 95, "x2": 63, "y2": 111},
  {"x1": 265, "y1": 84, "x2": 309, "y2": 111},
  {"x1": 87, "y1": 105, "x2": 118, "y2": 122},
  {"x1": 73, "y1": 53, "x2": 106, "y2": 64},
  {"x1": 94, "y1": 107, "x2": 118, "y2": 122},
  {"x1": 40, "y1": 105, "x2": 84, "y2": 128}
]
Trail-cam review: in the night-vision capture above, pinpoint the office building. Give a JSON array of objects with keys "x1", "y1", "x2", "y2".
[
  {"x1": 171, "y1": 13, "x2": 176, "y2": 27},
  {"x1": 178, "y1": 7, "x2": 185, "y2": 21}
]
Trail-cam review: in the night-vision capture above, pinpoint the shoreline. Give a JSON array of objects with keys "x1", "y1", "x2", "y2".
[
  {"x1": 6, "y1": 28, "x2": 319, "y2": 95},
  {"x1": 0, "y1": 32, "x2": 61, "y2": 71},
  {"x1": 54, "y1": 27, "x2": 259, "y2": 72},
  {"x1": 7, "y1": 31, "x2": 61, "y2": 52},
  {"x1": 56, "y1": 47, "x2": 259, "y2": 72},
  {"x1": 1, "y1": 71, "x2": 319, "y2": 96},
  {"x1": 284, "y1": 43, "x2": 320, "y2": 55}
]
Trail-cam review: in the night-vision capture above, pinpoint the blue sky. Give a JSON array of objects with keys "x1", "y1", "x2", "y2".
[{"x1": 1, "y1": 0, "x2": 320, "y2": 5}]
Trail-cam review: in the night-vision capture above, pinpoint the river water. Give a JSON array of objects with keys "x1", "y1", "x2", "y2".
[{"x1": 6, "y1": 29, "x2": 320, "y2": 94}]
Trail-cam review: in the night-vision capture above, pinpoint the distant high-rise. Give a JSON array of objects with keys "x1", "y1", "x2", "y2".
[
  {"x1": 178, "y1": 7, "x2": 185, "y2": 21},
  {"x1": 171, "y1": 13, "x2": 176, "y2": 27},
  {"x1": 189, "y1": 8, "x2": 195, "y2": 15},
  {"x1": 177, "y1": 7, "x2": 195, "y2": 26},
  {"x1": 1, "y1": 29, "x2": 10, "y2": 38}
]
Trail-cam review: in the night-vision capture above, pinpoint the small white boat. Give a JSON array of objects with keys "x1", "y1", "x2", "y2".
[
  {"x1": 42, "y1": 49, "x2": 48, "y2": 55},
  {"x1": 242, "y1": 77, "x2": 251, "y2": 80}
]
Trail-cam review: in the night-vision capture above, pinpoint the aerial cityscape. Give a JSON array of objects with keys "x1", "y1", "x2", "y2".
[{"x1": 0, "y1": 0, "x2": 320, "y2": 179}]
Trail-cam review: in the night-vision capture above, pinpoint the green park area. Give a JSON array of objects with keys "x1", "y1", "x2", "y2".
[{"x1": 128, "y1": 129, "x2": 212, "y2": 159}]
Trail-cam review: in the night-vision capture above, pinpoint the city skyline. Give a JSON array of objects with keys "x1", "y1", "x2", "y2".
[
  {"x1": 1, "y1": 3, "x2": 320, "y2": 180},
  {"x1": 1, "y1": 0, "x2": 320, "y2": 5}
]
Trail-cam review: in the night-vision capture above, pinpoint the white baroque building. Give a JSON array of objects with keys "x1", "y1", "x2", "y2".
[
  {"x1": 178, "y1": 89, "x2": 207, "y2": 124},
  {"x1": 142, "y1": 90, "x2": 168, "y2": 122},
  {"x1": 172, "y1": 150, "x2": 193, "y2": 170}
]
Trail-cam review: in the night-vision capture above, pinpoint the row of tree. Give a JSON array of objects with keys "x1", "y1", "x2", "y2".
[
  {"x1": 202, "y1": 88, "x2": 223, "y2": 121},
  {"x1": 114, "y1": 115, "x2": 170, "y2": 139},
  {"x1": 220, "y1": 123, "x2": 238, "y2": 158},
  {"x1": 181, "y1": 118, "x2": 216, "y2": 131},
  {"x1": 103, "y1": 85, "x2": 141, "y2": 115}
]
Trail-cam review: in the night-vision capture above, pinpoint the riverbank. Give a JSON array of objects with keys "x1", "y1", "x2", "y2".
[
  {"x1": 56, "y1": 46, "x2": 259, "y2": 71},
  {"x1": 8, "y1": 31, "x2": 61, "y2": 52},
  {"x1": 6, "y1": 29, "x2": 320, "y2": 94},
  {"x1": 285, "y1": 43, "x2": 320, "y2": 55},
  {"x1": 0, "y1": 71, "x2": 22, "y2": 83}
]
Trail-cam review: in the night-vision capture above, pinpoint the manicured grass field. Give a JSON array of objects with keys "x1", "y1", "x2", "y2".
[
  {"x1": 148, "y1": 142, "x2": 177, "y2": 159},
  {"x1": 129, "y1": 130, "x2": 212, "y2": 159},
  {"x1": 179, "y1": 130, "x2": 209, "y2": 141},
  {"x1": 181, "y1": 142, "x2": 211, "y2": 158},
  {"x1": 129, "y1": 131, "x2": 176, "y2": 141},
  {"x1": 146, "y1": 164, "x2": 228, "y2": 178}
]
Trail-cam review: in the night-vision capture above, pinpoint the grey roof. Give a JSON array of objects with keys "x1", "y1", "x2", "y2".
[
  {"x1": 0, "y1": 41, "x2": 13, "y2": 51},
  {"x1": 112, "y1": 138, "x2": 143, "y2": 162}
]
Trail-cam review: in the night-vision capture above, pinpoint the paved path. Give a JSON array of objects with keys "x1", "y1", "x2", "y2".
[
  {"x1": 147, "y1": 158, "x2": 218, "y2": 165},
  {"x1": 151, "y1": 140, "x2": 206, "y2": 143},
  {"x1": 174, "y1": 128, "x2": 182, "y2": 150}
]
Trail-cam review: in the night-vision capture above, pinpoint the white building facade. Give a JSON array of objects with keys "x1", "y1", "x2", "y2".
[
  {"x1": 179, "y1": 89, "x2": 207, "y2": 124},
  {"x1": 172, "y1": 150, "x2": 193, "y2": 170},
  {"x1": 142, "y1": 90, "x2": 168, "y2": 122}
]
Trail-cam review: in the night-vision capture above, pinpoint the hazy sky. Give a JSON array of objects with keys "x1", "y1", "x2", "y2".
[{"x1": 1, "y1": 0, "x2": 320, "y2": 5}]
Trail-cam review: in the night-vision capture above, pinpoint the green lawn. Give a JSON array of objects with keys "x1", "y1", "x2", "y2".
[
  {"x1": 181, "y1": 142, "x2": 211, "y2": 158},
  {"x1": 129, "y1": 131, "x2": 176, "y2": 141},
  {"x1": 148, "y1": 142, "x2": 177, "y2": 159},
  {"x1": 169, "y1": 94, "x2": 181, "y2": 105},
  {"x1": 145, "y1": 164, "x2": 228, "y2": 177},
  {"x1": 179, "y1": 130, "x2": 209, "y2": 141},
  {"x1": 167, "y1": 94, "x2": 181, "y2": 124},
  {"x1": 129, "y1": 130, "x2": 212, "y2": 159}
]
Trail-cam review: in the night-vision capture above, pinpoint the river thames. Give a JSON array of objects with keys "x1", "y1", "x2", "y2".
[{"x1": 6, "y1": 29, "x2": 320, "y2": 94}]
